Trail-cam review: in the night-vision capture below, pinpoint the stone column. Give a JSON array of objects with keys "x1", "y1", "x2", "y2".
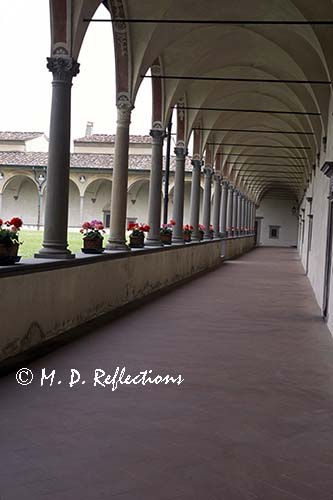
[
  {"x1": 249, "y1": 202, "x2": 253, "y2": 234},
  {"x1": 226, "y1": 184, "x2": 234, "y2": 237},
  {"x1": 202, "y1": 167, "x2": 213, "y2": 239},
  {"x1": 172, "y1": 146, "x2": 187, "y2": 244},
  {"x1": 106, "y1": 100, "x2": 133, "y2": 251},
  {"x1": 189, "y1": 159, "x2": 203, "y2": 241},
  {"x1": 79, "y1": 196, "x2": 84, "y2": 223},
  {"x1": 36, "y1": 57, "x2": 79, "y2": 259},
  {"x1": 219, "y1": 181, "x2": 228, "y2": 237},
  {"x1": 237, "y1": 192, "x2": 242, "y2": 236},
  {"x1": 247, "y1": 200, "x2": 251, "y2": 234},
  {"x1": 0, "y1": 192, "x2": 3, "y2": 214},
  {"x1": 240, "y1": 195, "x2": 245, "y2": 234},
  {"x1": 146, "y1": 129, "x2": 165, "y2": 246},
  {"x1": 253, "y1": 204, "x2": 257, "y2": 233},
  {"x1": 232, "y1": 189, "x2": 238, "y2": 237},
  {"x1": 212, "y1": 173, "x2": 221, "y2": 236},
  {"x1": 245, "y1": 199, "x2": 250, "y2": 234}
]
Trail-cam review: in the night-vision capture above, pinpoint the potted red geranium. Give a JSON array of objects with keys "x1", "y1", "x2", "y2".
[
  {"x1": 80, "y1": 220, "x2": 105, "y2": 253},
  {"x1": 198, "y1": 224, "x2": 205, "y2": 241},
  {"x1": 0, "y1": 217, "x2": 23, "y2": 264},
  {"x1": 183, "y1": 224, "x2": 193, "y2": 243},
  {"x1": 160, "y1": 219, "x2": 176, "y2": 245},
  {"x1": 127, "y1": 222, "x2": 150, "y2": 248}
]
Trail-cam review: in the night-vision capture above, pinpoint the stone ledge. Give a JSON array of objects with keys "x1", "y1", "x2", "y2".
[{"x1": 0, "y1": 238, "x2": 222, "y2": 279}]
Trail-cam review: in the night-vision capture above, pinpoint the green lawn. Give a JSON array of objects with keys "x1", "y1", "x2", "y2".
[{"x1": 19, "y1": 230, "x2": 84, "y2": 258}]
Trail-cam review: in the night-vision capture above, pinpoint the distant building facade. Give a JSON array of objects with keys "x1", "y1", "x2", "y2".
[{"x1": 0, "y1": 130, "x2": 204, "y2": 229}]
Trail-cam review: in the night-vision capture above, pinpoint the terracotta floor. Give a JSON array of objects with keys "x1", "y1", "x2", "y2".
[{"x1": 2, "y1": 247, "x2": 333, "y2": 500}]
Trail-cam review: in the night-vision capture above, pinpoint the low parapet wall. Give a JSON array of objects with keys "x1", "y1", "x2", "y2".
[
  {"x1": 222, "y1": 235, "x2": 256, "y2": 260},
  {"x1": 0, "y1": 240, "x2": 222, "y2": 364}
]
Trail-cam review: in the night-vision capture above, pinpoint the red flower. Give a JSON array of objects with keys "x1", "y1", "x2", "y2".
[
  {"x1": 127, "y1": 222, "x2": 137, "y2": 231},
  {"x1": 9, "y1": 217, "x2": 23, "y2": 229},
  {"x1": 0, "y1": 218, "x2": 2, "y2": 226},
  {"x1": 169, "y1": 219, "x2": 176, "y2": 226},
  {"x1": 82, "y1": 221, "x2": 92, "y2": 230},
  {"x1": 143, "y1": 225, "x2": 150, "y2": 232}
]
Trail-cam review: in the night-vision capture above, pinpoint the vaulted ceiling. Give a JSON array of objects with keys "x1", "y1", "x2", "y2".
[{"x1": 51, "y1": 0, "x2": 333, "y2": 203}]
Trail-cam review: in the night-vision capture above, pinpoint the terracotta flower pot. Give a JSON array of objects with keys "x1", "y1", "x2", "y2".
[
  {"x1": 183, "y1": 232, "x2": 191, "y2": 243},
  {"x1": 82, "y1": 237, "x2": 104, "y2": 253},
  {"x1": 199, "y1": 230, "x2": 204, "y2": 241},
  {"x1": 161, "y1": 233, "x2": 172, "y2": 245},
  {"x1": 129, "y1": 233, "x2": 144, "y2": 248},
  {"x1": 0, "y1": 242, "x2": 19, "y2": 258}
]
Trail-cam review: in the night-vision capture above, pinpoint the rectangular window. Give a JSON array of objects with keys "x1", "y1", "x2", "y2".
[{"x1": 269, "y1": 225, "x2": 280, "y2": 239}]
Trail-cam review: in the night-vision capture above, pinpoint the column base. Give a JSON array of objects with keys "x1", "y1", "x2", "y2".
[
  {"x1": 191, "y1": 233, "x2": 201, "y2": 242},
  {"x1": 105, "y1": 240, "x2": 130, "y2": 252},
  {"x1": 172, "y1": 237, "x2": 185, "y2": 245},
  {"x1": 145, "y1": 238, "x2": 163, "y2": 247},
  {"x1": 35, "y1": 248, "x2": 75, "y2": 260}
]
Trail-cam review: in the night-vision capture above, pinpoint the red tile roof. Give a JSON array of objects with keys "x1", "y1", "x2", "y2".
[
  {"x1": 0, "y1": 132, "x2": 44, "y2": 142},
  {"x1": 74, "y1": 134, "x2": 152, "y2": 144},
  {"x1": 0, "y1": 151, "x2": 193, "y2": 171}
]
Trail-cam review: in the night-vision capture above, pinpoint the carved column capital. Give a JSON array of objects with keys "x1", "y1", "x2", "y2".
[
  {"x1": 203, "y1": 166, "x2": 213, "y2": 177},
  {"x1": 191, "y1": 159, "x2": 203, "y2": 170},
  {"x1": 116, "y1": 94, "x2": 134, "y2": 126},
  {"x1": 213, "y1": 173, "x2": 221, "y2": 182},
  {"x1": 174, "y1": 146, "x2": 188, "y2": 158},
  {"x1": 150, "y1": 128, "x2": 166, "y2": 145},
  {"x1": 47, "y1": 57, "x2": 80, "y2": 82},
  {"x1": 222, "y1": 180, "x2": 229, "y2": 189}
]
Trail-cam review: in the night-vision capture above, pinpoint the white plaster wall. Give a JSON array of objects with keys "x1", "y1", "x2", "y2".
[
  {"x1": 0, "y1": 143, "x2": 25, "y2": 152},
  {"x1": 68, "y1": 181, "x2": 80, "y2": 227},
  {"x1": 83, "y1": 181, "x2": 112, "y2": 223},
  {"x1": 299, "y1": 169, "x2": 330, "y2": 319},
  {"x1": 127, "y1": 182, "x2": 149, "y2": 222},
  {"x1": 74, "y1": 145, "x2": 115, "y2": 155},
  {"x1": 256, "y1": 198, "x2": 298, "y2": 247},
  {"x1": 74, "y1": 144, "x2": 152, "y2": 155},
  {"x1": 25, "y1": 136, "x2": 49, "y2": 152},
  {"x1": 2, "y1": 178, "x2": 38, "y2": 225}
]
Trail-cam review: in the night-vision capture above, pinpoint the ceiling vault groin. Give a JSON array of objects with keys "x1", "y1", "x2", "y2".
[{"x1": 62, "y1": 0, "x2": 333, "y2": 203}]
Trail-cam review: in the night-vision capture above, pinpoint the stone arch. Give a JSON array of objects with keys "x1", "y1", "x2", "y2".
[
  {"x1": 83, "y1": 179, "x2": 112, "y2": 227},
  {"x1": 127, "y1": 179, "x2": 150, "y2": 222},
  {"x1": 68, "y1": 180, "x2": 81, "y2": 228},
  {"x1": 2, "y1": 175, "x2": 39, "y2": 226}
]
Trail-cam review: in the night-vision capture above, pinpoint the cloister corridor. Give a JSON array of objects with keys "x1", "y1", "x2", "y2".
[{"x1": 1, "y1": 247, "x2": 333, "y2": 499}]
